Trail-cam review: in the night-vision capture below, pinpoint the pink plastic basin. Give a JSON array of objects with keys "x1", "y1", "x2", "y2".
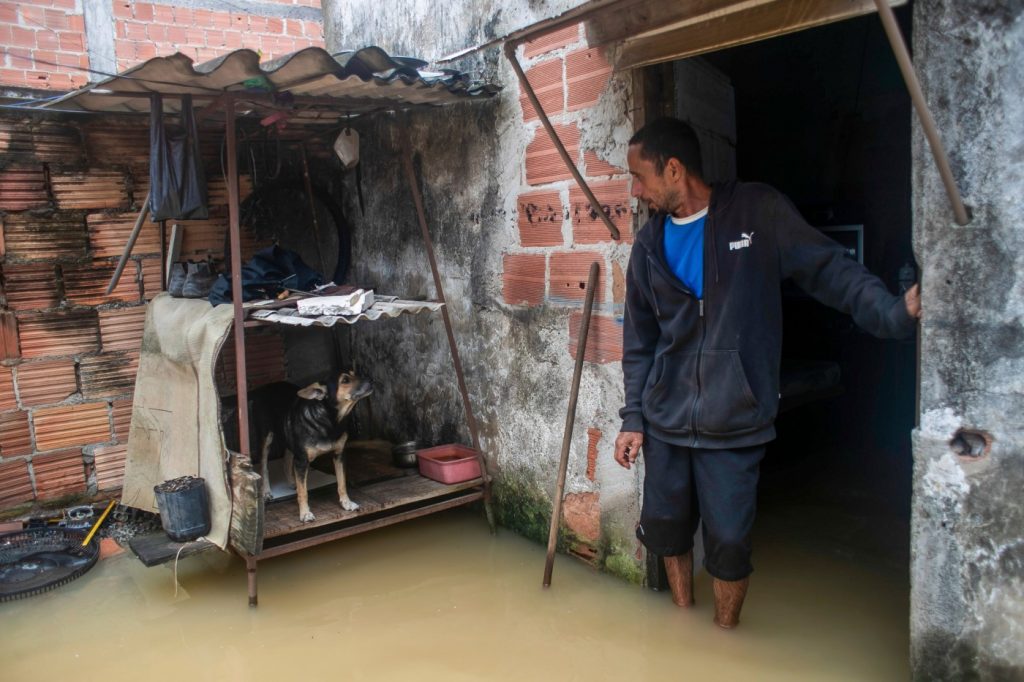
[{"x1": 416, "y1": 444, "x2": 481, "y2": 484}]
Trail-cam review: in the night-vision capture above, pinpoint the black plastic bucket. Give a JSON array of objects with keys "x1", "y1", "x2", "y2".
[{"x1": 153, "y1": 476, "x2": 210, "y2": 542}]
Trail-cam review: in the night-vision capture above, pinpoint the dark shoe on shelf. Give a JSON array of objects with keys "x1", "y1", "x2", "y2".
[
  {"x1": 168, "y1": 262, "x2": 187, "y2": 297},
  {"x1": 182, "y1": 261, "x2": 217, "y2": 298}
]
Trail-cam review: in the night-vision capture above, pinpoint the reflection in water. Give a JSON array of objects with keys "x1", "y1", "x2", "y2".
[{"x1": 2, "y1": 507, "x2": 908, "y2": 681}]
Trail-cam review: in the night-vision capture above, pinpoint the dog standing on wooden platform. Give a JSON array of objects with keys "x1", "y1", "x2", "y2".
[{"x1": 249, "y1": 370, "x2": 373, "y2": 522}]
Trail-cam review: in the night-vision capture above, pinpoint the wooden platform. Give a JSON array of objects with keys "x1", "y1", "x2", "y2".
[
  {"x1": 263, "y1": 474, "x2": 484, "y2": 540},
  {"x1": 129, "y1": 532, "x2": 216, "y2": 567}
]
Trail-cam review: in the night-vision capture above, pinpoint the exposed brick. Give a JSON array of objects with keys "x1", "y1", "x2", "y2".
[
  {"x1": 93, "y1": 443, "x2": 127, "y2": 491},
  {"x1": 16, "y1": 309, "x2": 100, "y2": 359},
  {"x1": 0, "y1": 367, "x2": 15, "y2": 412},
  {"x1": 517, "y1": 189, "x2": 564, "y2": 247},
  {"x1": 98, "y1": 306, "x2": 147, "y2": 353},
  {"x1": 15, "y1": 359, "x2": 77, "y2": 407},
  {"x1": 586, "y1": 427, "x2": 601, "y2": 481},
  {"x1": 1, "y1": 262, "x2": 61, "y2": 311},
  {"x1": 79, "y1": 352, "x2": 139, "y2": 399},
  {"x1": 139, "y1": 257, "x2": 163, "y2": 300},
  {"x1": 0, "y1": 166, "x2": 48, "y2": 209},
  {"x1": 0, "y1": 312, "x2": 19, "y2": 361},
  {"x1": 501, "y1": 254, "x2": 545, "y2": 307},
  {"x1": 566, "y1": 47, "x2": 612, "y2": 111},
  {"x1": 549, "y1": 252, "x2": 606, "y2": 304},
  {"x1": 50, "y1": 169, "x2": 129, "y2": 210},
  {"x1": 523, "y1": 23, "x2": 581, "y2": 58},
  {"x1": 33, "y1": 402, "x2": 110, "y2": 451},
  {"x1": 0, "y1": 410, "x2": 32, "y2": 457},
  {"x1": 584, "y1": 151, "x2": 625, "y2": 178},
  {"x1": 111, "y1": 398, "x2": 132, "y2": 442},
  {"x1": 87, "y1": 213, "x2": 162, "y2": 258},
  {"x1": 519, "y1": 58, "x2": 563, "y2": 122},
  {"x1": 569, "y1": 312, "x2": 623, "y2": 364},
  {"x1": 612, "y1": 260, "x2": 626, "y2": 304},
  {"x1": 32, "y1": 448, "x2": 87, "y2": 500},
  {"x1": 563, "y1": 491, "x2": 600, "y2": 542},
  {"x1": 525, "y1": 122, "x2": 580, "y2": 186},
  {"x1": 62, "y1": 259, "x2": 141, "y2": 307},
  {"x1": 0, "y1": 460, "x2": 33, "y2": 507},
  {"x1": 569, "y1": 179, "x2": 633, "y2": 244},
  {"x1": 1, "y1": 215, "x2": 88, "y2": 262}
]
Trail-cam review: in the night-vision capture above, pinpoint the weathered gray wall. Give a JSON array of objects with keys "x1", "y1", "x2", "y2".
[
  {"x1": 912, "y1": 0, "x2": 1024, "y2": 677},
  {"x1": 322, "y1": 0, "x2": 645, "y2": 580}
]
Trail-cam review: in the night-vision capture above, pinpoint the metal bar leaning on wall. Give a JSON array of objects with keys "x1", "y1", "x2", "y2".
[
  {"x1": 399, "y1": 134, "x2": 496, "y2": 532},
  {"x1": 504, "y1": 41, "x2": 622, "y2": 241},
  {"x1": 544, "y1": 261, "x2": 600, "y2": 588},
  {"x1": 873, "y1": 0, "x2": 970, "y2": 225}
]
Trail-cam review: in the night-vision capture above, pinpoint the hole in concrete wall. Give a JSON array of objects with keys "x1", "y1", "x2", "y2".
[{"x1": 949, "y1": 428, "x2": 992, "y2": 459}]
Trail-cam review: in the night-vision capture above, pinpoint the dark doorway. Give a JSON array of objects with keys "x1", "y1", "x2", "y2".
[{"x1": 654, "y1": 6, "x2": 917, "y2": 576}]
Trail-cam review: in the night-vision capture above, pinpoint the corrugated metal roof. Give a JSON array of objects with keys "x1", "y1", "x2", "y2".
[{"x1": 41, "y1": 47, "x2": 499, "y2": 118}]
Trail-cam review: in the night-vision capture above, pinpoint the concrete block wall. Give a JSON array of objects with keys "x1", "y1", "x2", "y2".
[{"x1": 0, "y1": 0, "x2": 324, "y2": 93}]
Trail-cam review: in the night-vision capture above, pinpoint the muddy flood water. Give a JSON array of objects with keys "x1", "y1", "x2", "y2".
[{"x1": 3, "y1": 503, "x2": 909, "y2": 681}]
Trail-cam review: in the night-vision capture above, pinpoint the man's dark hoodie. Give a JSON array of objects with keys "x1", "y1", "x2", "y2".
[{"x1": 620, "y1": 180, "x2": 915, "y2": 449}]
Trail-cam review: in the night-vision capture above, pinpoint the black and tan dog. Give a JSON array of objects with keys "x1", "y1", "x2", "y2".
[{"x1": 249, "y1": 370, "x2": 373, "y2": 522}]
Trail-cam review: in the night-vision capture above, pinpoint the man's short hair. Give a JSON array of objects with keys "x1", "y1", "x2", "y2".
[{"x1": 629, "y1": 117, "x2": 704, "y2": 180}]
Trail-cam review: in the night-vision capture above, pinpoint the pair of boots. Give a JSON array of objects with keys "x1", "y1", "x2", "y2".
[
  {"x1": 168, "y1": 261, "x2": 217, "y2": 299},
  {"x1": 664, "y1": 551, "x2": 749, "y2": 629}
]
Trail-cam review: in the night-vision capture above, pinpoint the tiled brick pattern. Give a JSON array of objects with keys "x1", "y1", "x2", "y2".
[
  {"x1": 517, "y1": 190, "x2": 565, "y2": 247},
  {"x1": 0, "y1": 1, "x2": 90, "y2": 90},
  {"x1": 568, "y1": 312, "x2": 624, "y2": 364},
  {"x1": 569, "y1": 180, "x2": 633, "y2": 244},
  {"x1": 585, "y1": 428, "x2": 601, "y2": 481},
  {"x1": 32, "y1": 403, "x2": 110, "y2": 452},
  {"x1": 2, "y1": 0, "x2": 324, "y2": 91},
  {"x1": 502, "y1": 254, "x2": 546, "y2": 307},
  {"x1": 519, "y1": 59, "x2": 564, "y2": 123},
  {"x1": 112, "y1": 2, "x2": 325, "y2": 71},
  {"x1": 525, "y1": 122, "x2": 580, "y2": 186},
  {"x1": 0, "y1": 460, "x2": 34, "y2": 507},
  {"x1": 92, "y1": 444, "x2": 127, "y2": 491},
  {"x1": 549, "y1": 252, "x2": 606, "y2": 304},
  {"x1": 566, "y1": 48, "x2": 613, "y2": 111},
  {"x1": 15, "y1": 359, "x2": 77, "y2": 407},
  {"x1": 216, "y1": 331, "x2": 288, "y2": 396},
  {"x1": 31, "y1": 447, "x2": 86, "y2": 499}
]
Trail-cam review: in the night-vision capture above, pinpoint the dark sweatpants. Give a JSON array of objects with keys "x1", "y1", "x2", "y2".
[{"x1": 636, "y1": 435, "x2": 765, "y2": 581}]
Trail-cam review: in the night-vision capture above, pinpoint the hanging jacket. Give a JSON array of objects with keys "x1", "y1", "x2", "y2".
[{"x1": 619, "y1": 180, "x2": 915, "y2": 449}]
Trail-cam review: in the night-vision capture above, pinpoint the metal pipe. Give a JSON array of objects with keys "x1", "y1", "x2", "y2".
[
  {"x1": 504, "y1": 41, "x2": 622, "y2": 241},
  {"x1": 105, "y1": 189, "x2": 151, "y2": 294},
  {"x1": 544, "y1": 261, "x2": 599, "y2": 588},
  {"x1": 873, "y1": 0, "x2": 970, "y2": 225},
  {"x1": 400, "y1": 138, "x2": 495, "y2": 531},
  {"x1": 225, "y1": 95, "x2": 251, "y2": 458}
]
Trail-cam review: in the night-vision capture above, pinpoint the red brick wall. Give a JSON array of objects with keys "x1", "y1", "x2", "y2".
[
  {"x1": 503, "y1": 23, "x2": 631, "y2": 363},
  {"x1": 0, "y1": 0, "x2": 89, "y2": 91},
  {"x1": 112, "y1": 2, "x2": 324, "y2": 71},
  {"x1": 1, "y1": 0, "x2": 324, "y2": 92},
  {"x1": 0, "y1": 114, "x2": 282, "y2": 510}
]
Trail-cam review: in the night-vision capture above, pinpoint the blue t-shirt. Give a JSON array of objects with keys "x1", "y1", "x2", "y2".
[{"x1": 663, "y1": 209, "x2": 707, "y2": 298}]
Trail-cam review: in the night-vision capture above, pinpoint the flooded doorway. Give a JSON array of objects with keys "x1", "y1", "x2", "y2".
[{"x1": 646, "y1": 0, "x2": 917, "y2": 644}]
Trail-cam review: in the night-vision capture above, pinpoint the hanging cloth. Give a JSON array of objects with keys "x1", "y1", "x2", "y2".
[{"x1": 149, "y1": 93, "x2": 209, "y2": 221}]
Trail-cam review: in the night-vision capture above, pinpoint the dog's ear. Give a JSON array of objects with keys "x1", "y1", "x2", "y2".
[{"x1": 297, "y1": 383, "x2": 328, "y2": 400}]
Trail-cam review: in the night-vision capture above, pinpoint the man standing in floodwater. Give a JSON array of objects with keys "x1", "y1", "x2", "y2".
[{"x1": 613, "y1": 117, "x2": 921, "y2": 628}]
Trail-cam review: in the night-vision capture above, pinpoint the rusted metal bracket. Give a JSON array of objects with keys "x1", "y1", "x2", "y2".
[
  {"x1": 504, "y1": 41, "x2": 621, "y2": 241},
  {"x1": 873, "y1": 0, "x2": 970, "y2": 225},
  {"x1": 399, "y1": 133, "x2": 495, "y2": 531}
]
